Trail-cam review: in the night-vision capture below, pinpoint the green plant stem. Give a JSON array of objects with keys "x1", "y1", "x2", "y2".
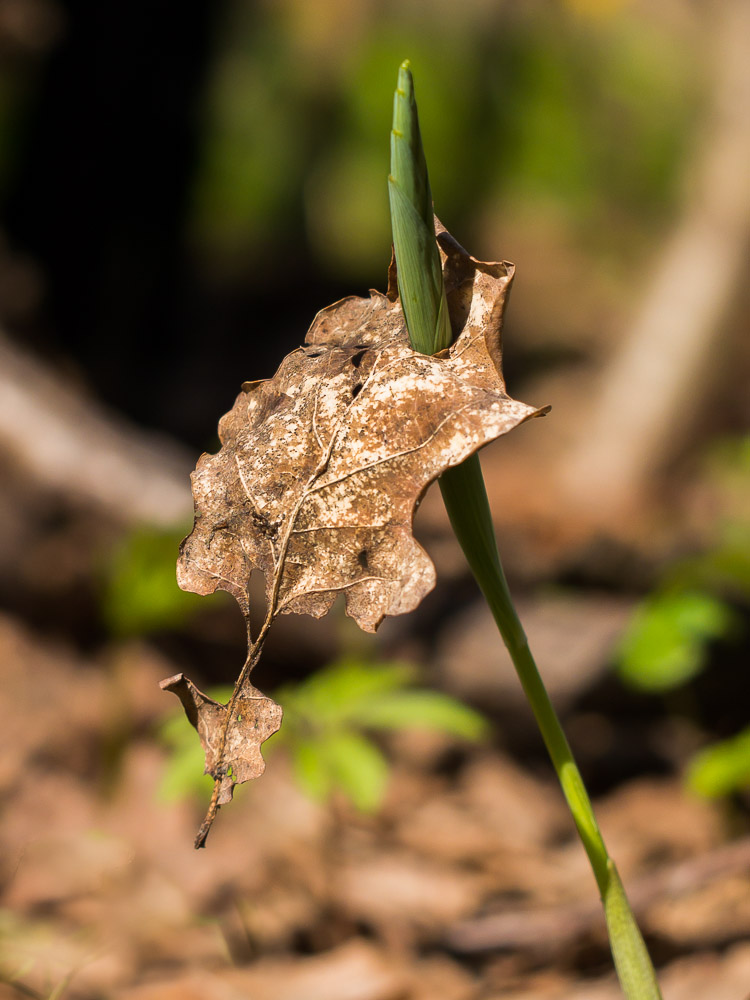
[
  {"x1": 440, "y1": 456, "x2": 607, "y2": 880},
  {"x1": 389, "y1": 60, "x2": 662, "y2": 999},
  {"x1": 440, "y1": 459, "x2": 660, "y2": 999}
]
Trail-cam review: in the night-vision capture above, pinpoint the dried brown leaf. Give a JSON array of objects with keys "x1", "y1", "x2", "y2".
[
  {"x1": 159, "y1": 673, "x2": 283, "y2": 805},
  {"x1": 163, "y1": 231, "x2": 547, "y2": 844},
  {"x1": 179, "y1": 232, "x2": 544, "y2": 632}
]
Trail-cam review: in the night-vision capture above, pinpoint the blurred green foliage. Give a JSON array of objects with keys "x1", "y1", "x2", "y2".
[
  {"x1": 190, "y1": 1, "x2": 699, "y2": 278},
  {"x1": 101, "y1": 526, "x2": 211, "y2": 637},
  {"x1": 617, "y1": 590, "x2": 736, "y2": 692},
  {"x1": 158, "y1": 659, "x2": 488, "y2": 811},
  {"x1": 616, "y1": 437, "x2": 750, "y2": 694},
  {"x1": 615, "y1": 438, "x2": 750, "y2": 799},
  {"x1": 687, "y1": 726, "x2": 750, "y2": 799}
]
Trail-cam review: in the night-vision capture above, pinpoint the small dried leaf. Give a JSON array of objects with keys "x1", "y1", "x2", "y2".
[
  {"x1": 159, "y1": 673, "x2": 282, "y2": 805},
  {"x1": 163, "y1": 230, "x2": 548, "y2": 843}
]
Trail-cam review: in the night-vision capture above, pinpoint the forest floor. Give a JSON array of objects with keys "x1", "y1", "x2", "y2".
[
  {"x1": 1, "y1": 543, "x2": 749, "y2": 1000},
  {"x1": 1, "y1": 319, "x2": 749, "y2": 999}
]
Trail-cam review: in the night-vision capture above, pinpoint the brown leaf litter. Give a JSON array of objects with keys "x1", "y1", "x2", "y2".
[
  {"x1": 165, "y1": 229, "x2": 548, "y2": 844},
  {"x1": 2, "y1": 612, "x2": 748, "y2": 999}
]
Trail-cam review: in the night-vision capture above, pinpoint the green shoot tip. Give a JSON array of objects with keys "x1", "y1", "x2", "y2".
[{"x1": 397, "y1": 61, "x2": 414, "y2": 95}]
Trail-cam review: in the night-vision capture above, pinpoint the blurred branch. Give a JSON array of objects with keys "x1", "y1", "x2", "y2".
[
  {"x1": 0, "y1": 976, "x2": 45, "y2": 1000},
  {"x1": 448, "y1": 835, "x2": 750, "y2": 954},
  {"x1": 559, "y1": 0, "x2": 750, "y2": 519},
  {"x1": 0, "y1": 329, "x2": 192, "y2": 525}
]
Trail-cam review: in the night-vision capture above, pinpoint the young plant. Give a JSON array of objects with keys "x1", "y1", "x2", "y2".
[
  {"x1": 275, "y1": 658, "x2": 487, "y2": 810},
  {"x1": 163, "y1": 59, "x2": 661, "y2": 999},
  {"x1": 389, "y1": 62, "x2": 661, "y2": 1000}
]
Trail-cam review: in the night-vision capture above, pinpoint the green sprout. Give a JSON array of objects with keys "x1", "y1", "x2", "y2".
[
  {"x1": 388, "y1": 61, "x2": 452, "y2": 356},
  {"x1": 274, "y1": 658, "x2": 486, "y2": 811},
  {"x1": 389, "y1": 60, "x2": 662, "y2": 1000}
]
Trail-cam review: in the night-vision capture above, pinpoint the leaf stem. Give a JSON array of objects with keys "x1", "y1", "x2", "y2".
[
  {"x1": 196, "y1": 385, "x2": 361, "y2": 846},
  {"x1": 389, "y1": 60, "x2": 662, "y2": 999}
]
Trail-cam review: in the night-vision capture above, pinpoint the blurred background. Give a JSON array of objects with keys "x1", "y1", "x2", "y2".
[{"x1": 1, "y1": 0, "x2": 749, "y2": 997}]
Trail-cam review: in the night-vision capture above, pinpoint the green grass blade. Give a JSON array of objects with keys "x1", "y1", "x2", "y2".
[
  {"x1": 388, "y1": 60, "x2": 662, "y2": 1000},
  {"x1": 605, "y1": 861, "x2": 663, "y2": 999},
  {"x1": 389, "y1": 60, "x2": 452, "y2": 354}
]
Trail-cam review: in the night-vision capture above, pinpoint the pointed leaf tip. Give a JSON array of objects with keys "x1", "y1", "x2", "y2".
[{"x1": 398, "y1": 61, "x2": 413, "y2": 92}]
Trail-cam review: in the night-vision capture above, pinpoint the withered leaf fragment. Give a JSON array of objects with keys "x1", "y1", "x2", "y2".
[
  {"x1": 160, "y1": 673, "x2": 283, "y2": 806},
  {"x1": 165, "y1": 230, "x2": 548, "y2": 846}
]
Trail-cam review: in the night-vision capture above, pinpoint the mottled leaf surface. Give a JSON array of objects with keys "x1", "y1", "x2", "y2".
[
  {"x1": 179, "y1": 232, "x2": 543, "y2": 632},
  {"x1": 164, "y1": 231, "x2": 547, "y2": 844}
]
